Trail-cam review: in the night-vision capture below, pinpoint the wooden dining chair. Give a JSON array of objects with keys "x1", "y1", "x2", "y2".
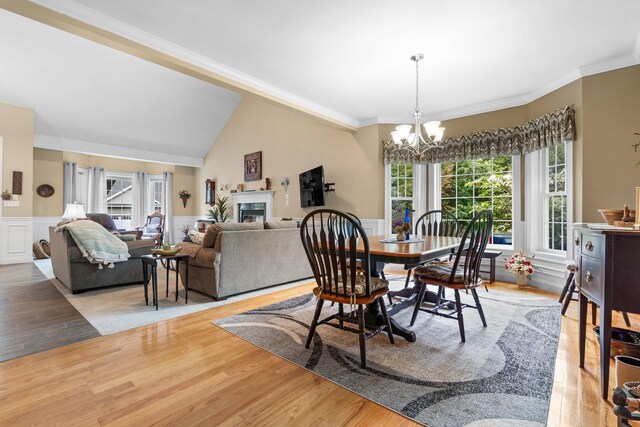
[
  {"x1": 300, "y1": 209, "x2": 394, "y2": 368},
  {"x1": 410, "y1": 210, "x2": 494, "y2": 342}
]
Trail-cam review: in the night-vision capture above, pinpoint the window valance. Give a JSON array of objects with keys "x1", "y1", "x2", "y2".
[{"x1": 383, "y1": 106, "x2": 575, "y2": 164}]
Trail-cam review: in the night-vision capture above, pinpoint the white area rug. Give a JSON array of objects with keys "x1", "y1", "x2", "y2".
[{"x1": 34, "y1": 259, "x2": 313, "y2": 335}]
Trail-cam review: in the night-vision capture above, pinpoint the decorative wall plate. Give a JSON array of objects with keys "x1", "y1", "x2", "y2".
[{"x1": 36, "y1": 184, "x2": 55, "y2": 198}]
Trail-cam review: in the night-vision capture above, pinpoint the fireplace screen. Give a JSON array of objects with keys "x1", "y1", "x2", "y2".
[{"x1": 238, "y1": 202, "x2": 266, "y2": 223}]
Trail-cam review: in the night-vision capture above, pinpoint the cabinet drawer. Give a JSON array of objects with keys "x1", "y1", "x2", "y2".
[
  {"x1": 580, "y1": 256, "x2": 603, "y2": 303},
  {"x1": 581, "y1": 233, "x2": 603, "y2": 259}
]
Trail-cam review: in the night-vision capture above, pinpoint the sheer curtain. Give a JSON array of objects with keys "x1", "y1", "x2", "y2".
[
  {"x1": 86, "y1": 167, "x2": 107, "y2": 213},
  {"x1": 62, "y1": 162, "x2": 78, "y2": 207},
  {"x1": 162, "y1": 172, "x2": 174, "y2": 244},
  {"x1": 131, "y1": 171, "x2": 149, "y2": 228}
]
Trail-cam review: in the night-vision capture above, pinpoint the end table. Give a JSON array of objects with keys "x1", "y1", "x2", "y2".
[{"x1": 141, "y1": 254, "x2": 189, "y2": 311}]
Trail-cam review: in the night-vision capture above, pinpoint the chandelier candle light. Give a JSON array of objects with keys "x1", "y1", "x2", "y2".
[{"x1": 390, "y1": 53, "x2": 445, "y2": 161}]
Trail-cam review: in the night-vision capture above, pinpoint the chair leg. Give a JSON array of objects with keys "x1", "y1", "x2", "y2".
[
  {"x1": 305, "y1": 298, "x2": 324, "y2": 349},
  {"x1": 379, "y1": 297, "x2": 394, "y2": 345},
  {"x1": 560, "y1": 279, "x2": 576, "y2": 316},
  {"x1": 559, "y1": 272, "x2": 574, "y2": 303},
  {"x1": 591, "y1": 302, "x2": 597, "y2": 325},
  {"x1": 338, "y1": 303, "x2": 344, "y2": 328},
  {"x1": 404, "y1": 269, "x2": 412, "y2": 288},
  {"x1": 622, "y1": 311, "x2": 632, "y2": 327},
  {"x1": 471, "y1": 289, "x2": 487, "y2": 327},
  {"x1": 410, "y1": 282, "x2": 427, "y2": 327},
  {"x1": 380, "y1": 270, "x2": 386, "y2": 281},
  {"x1": 454, "y1": 289, "x2": 466, "y2": 343},
  {"x1": 357, "y1": 304, "x2": 367, "y2": 369}
]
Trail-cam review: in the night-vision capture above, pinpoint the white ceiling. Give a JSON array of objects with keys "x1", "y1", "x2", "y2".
[
  {"x1": 0, "y1": 8, "x2": 240, "y2": 167},
  {"x1": 3, "y1": 1, "x2": 640, "y2": 165}
]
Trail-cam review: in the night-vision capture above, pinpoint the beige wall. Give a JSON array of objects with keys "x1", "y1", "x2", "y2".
[
  {"x1": 197, "y1": 96, "x2": 383, "y2": 219},
  {"x1": 0, "y1": 102, "x2": 33, "y2": 217},
  {"x1": 581, "y1": 65, "x2": 640, "y2": 222},
  {"x1": 33, "y1": 148, "x2": 197, "y2": 216}
]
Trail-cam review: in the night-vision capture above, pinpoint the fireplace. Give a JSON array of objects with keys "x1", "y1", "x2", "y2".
[
  {"x1": 231, "y1": 190, "x2": 275, "y2": 223},
  {"x1": 239, "y1": 202, "x2": 266, "y2": 223}
]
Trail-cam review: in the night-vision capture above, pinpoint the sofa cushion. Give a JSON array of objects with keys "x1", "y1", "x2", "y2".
[
  {"x1": 126, "y1": 239, "x2": 155, "y2": 258},
  {"x1": 264, "y1": 220, "x2": 298, "y2": 229},
  {"x1": 203, "y1": 222, "x2": 264, "y2": 248},
  {"x1": 187, "y1": 229, "x2": 205, "y2": 245}
]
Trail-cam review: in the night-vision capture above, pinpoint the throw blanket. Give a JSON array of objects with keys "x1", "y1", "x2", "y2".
[{"x1": 56, "y1": 220, "x2": 130, "y2": 268}]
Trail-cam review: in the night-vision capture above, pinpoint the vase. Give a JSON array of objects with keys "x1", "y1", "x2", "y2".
[
  {"x1": 181, "y1": 196, "x2": 188, "y2": 208},
  {"x1": 516, "y1": 274, "x2": 528, "y2": 287},
  {"x1": 396, "y1": 233, "x2": 406, "y2": 241},
  {"x1": 615, "y1": 355, "x2": 640, "y2": 388}
]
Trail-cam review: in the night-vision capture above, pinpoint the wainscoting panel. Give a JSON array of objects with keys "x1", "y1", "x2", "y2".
[
  {"x1": 33, "y1": 216, "x2": 60, "y2": 243},
  {"x1": 172, "y1": 216, "x2": 200, "y2": 244},
  {"x1": 0, "y1": 217, "x2": 34, "y2": 264}
]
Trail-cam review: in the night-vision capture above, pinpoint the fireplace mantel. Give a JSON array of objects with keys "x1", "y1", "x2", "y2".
[{"x1": 231, "y1": 190, "x2": 275, "y2": 222}]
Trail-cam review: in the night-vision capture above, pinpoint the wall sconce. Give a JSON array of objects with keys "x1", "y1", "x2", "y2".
[{"x1": 280, "y1": 177, "x2": 290, "y2": 206}]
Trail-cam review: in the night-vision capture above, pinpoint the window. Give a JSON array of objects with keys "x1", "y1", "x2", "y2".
[
  {"x1": 149, "y1": 176, "x2": 163, "y2": 213},
  {"x1": 440, "y1": 157, "x2": 513, "y2": 245},
  {"x1": 543, "y1": 143, "x2": 567, "y2": 252},
  {"x1": 106, "y1": 173, "x2": 133, "y2": 230},
  {"x1": 390, "y1": 164, "x2": 415, "y2": 231}
]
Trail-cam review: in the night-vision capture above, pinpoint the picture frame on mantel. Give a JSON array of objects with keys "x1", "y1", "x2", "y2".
[
  {"x1": 205, "y1": 179, "x2": 215, "y2": 206},
  {"x1": 244, "y1": 151, "x2": 262, "y2": 182}
]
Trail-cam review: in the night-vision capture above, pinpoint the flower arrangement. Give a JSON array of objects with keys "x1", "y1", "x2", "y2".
[
  {"x1": 505, "y1": 250, "x2": 535, "y2": 278},
  {"x1": 393, "y1": 219, "x2": 411, "y2": 234},
  {"x1": 178, "y1": 190, "x2": 191, "y2": 199}
]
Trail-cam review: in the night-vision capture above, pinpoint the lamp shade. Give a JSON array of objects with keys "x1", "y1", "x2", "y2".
[{"x1": 62, "y1": 203, "x2": 87, "y2": 220}]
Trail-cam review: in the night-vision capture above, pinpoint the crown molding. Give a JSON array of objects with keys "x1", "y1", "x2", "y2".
[{"x1": 34, "y1": 134, "x2": 203, "y2": 167}]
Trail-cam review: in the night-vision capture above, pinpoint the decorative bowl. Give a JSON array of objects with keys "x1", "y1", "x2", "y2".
[
  {"x1": 151, "y1": 247, "x2": 182, "y2": 256},
  {"x1": 624, "y1": 381, "x2": 640, "y2": 398},
  {"x1": 598, "y1": 209, "x2": 635, "y2": 225},
  {"x1": 594, "y1": 326, "x2": 640, "y2": 358}
]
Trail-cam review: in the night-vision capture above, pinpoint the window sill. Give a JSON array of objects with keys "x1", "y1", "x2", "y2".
[{"x1": 532, "y1": 250, "x2": 568, "y2": 263}]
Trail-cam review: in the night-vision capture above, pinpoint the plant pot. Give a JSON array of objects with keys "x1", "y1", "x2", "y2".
[
  {"x1": 615, "y1": 355, "x2": 640, "y2": 387},
  {"x1": 396, "y1": 233, "x2": 406, "y2": 241},
  {"x1": 515, "y1": 274, "x2": 528, "y2": 288},
  {"x1": 594, "y1": 326, "x2": 640, "y2": 359}
]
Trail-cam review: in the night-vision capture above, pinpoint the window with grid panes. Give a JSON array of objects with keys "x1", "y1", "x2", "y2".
[
  {"x1": 390, "y1": 164, "x2": 414, "y2": 231},
  {"x1": 440, "y1": 157, "x2": 513, "y2": 244},
  {"x1": 543, "y1": 143, "x2": 567, "y2": 251}
]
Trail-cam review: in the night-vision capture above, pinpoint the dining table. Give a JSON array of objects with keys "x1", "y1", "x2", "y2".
[{"x1": 354, "y1": 234, "x2": 462, "y2": 342}]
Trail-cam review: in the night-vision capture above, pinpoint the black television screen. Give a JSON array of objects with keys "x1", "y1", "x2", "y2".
[{"x1": 299, "y1": 166, "x2": 325, "y2": 208}]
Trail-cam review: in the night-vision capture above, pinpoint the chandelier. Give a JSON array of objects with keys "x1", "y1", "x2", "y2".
[{"x1": 390, "y1": 53, "x2": 445, "y2": 159}]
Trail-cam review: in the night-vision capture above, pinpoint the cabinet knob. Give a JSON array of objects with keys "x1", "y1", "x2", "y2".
[
  {"x1": 585, "y1": 241, "x2": 594, "y2": 251},
  {"x1": 575, "y1": 237, "x2": 580, "y2": 246},
  {"x1": 584, "y1": 271, "x2": 593, "y2": 282}
]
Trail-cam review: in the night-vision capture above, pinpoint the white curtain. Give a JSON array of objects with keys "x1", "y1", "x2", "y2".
[
  {"x1": 131, "y1": 171, "x2": 149, "y2": 228},
  {"x1": 62, "y1": 162, "x2": 77, "y2": 208},
  {"x1": 86, "y1": 167, "x2": 107, "y2": 213},
  {"x1": 162, "y1": 172, "x2": 174, "y2": 244}
]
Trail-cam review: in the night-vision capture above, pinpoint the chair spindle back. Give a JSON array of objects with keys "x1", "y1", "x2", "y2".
[
  {"x1": 449, "y1": 210, "x2": 494, "y2": 287},
  {"x1": 415, "y1": 209, "x2": 460, "y2": 237}
]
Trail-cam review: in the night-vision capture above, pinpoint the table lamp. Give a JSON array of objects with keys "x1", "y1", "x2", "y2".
[{"x1": 62, "y1": 203, "x2": 87, "y2": 221}]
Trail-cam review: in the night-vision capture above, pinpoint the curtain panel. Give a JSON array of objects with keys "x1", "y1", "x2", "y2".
[
  {"x1": 383, "y1": 106, "x2": 575, "y2": 165},
  {"x1": 86, "y1": 167, "x2": 107, "y2": 213},
  {"x1": 62, "y1": 161, "x2": 77, "y2": 208},
  {"x1": 131, "y1": 171, "x2": 149, "y2": 228},
  {"x1": 162, "y1": 172, "x2": 174, "y2": 244}
]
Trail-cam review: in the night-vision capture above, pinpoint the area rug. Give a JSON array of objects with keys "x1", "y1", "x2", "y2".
[
  {"x1": 214, "y1": 286, "x2": 561, "y2": 427},
  {"x1": 33, "y1": 260, "x2": 313, "y2": 335}
]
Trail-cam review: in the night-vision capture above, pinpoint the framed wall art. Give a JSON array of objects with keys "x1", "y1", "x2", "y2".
[
  {"x1": 205, "y1": 179, "x2": 215, "y2": 206},
  {"x1": 244, "y1": 151, "x2": 262, "y2": 182}
]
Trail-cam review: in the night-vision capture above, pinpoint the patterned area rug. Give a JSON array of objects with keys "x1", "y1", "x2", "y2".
[{"x1": 214, "y1": 286, "x2": 561, "y2": 427}]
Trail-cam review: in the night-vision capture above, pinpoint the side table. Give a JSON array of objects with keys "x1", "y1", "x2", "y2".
[{"x1": 141, "y1": 254, "x2": 189, "y2": 311}]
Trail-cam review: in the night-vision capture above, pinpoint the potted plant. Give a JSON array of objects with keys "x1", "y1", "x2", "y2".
[
  {"x1": 207, "y1": 195, "x2": 232, "y2": 223},
  {"x1": 505, "y1": 250, "x2": 535, "y2": 287},
  {"x1": 393, "y1": 220, "x2": 411, "y2": 241}
]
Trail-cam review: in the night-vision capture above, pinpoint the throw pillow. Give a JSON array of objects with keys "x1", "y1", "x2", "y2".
[
  {"x1": 264, "y1": 220, "x2": 298, "y2": 229},
  {"x1": 188, "y1": 229, "x2": 205, "y2": 245}
]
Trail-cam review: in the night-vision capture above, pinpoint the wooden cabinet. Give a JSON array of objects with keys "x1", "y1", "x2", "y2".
[{"x1": 575, "y1": 224, "x2": 640, "y2": 399}]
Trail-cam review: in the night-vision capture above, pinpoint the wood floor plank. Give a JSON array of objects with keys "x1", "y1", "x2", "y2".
[{"x1": 0, "y1": 263, "x2": 634, "y2": 426}]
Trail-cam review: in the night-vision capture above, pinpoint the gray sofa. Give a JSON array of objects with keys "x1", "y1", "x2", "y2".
[
  {"x1": 49, "y1": 226, "x2": 155, "y2": 293},
  {"x1": 176, "y1": 221, "x2": 312, "y2": 300}
]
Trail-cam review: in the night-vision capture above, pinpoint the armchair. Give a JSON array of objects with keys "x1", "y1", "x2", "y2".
[
  {"x1": 136, "y1": 212, "x2": 165, "y2": 245},
  {"x1": 86, "y1": 213, "x2": 142, "y2": 240}
]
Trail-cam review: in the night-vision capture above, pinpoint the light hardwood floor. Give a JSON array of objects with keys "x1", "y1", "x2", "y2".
[{"x1": 0, "y1": 264, "x2": 635, "y2": 426}]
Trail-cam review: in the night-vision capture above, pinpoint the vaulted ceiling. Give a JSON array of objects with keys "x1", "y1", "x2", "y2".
[{"x1": 2, "y1": 1, "x2": 640, "y2": 166}]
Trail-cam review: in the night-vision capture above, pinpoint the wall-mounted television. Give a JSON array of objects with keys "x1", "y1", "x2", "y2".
[{"x1": 299, "y1": 165, "x2": 325, "y2": 208}]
